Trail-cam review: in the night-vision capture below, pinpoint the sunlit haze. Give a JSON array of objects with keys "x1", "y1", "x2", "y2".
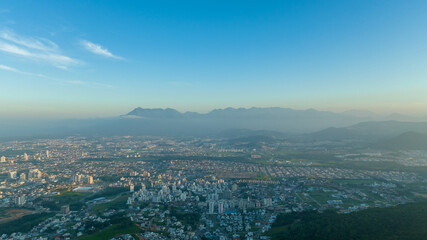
[{"x1": 1, "y1": 1, "x2": 427, "y2": 118}]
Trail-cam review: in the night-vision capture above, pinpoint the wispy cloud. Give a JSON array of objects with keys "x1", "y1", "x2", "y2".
[
  {"x1": 0, "y1": 63, "x2": 53, "y2": 79},
  {"x1": 0, "y1": 64, "x2": 21, "y2": 73},
  {"x1": 0, "y1": 29, "x2": 79, "y2": 69},
  {"x1": 0, "y1": 64, "x2": 17, "y2": 72},
  {"x1": 80, "y1": 40, "x2": 123, "y2": 60},
  {"x1": 1, "y1": 30, "x2": 58, "y2": 51},
  {"x1": 0, "y1": 64, "x2": 112, "y2": 88},
  {"x1": 0, "y1": 41, "x2": 31, "y2": 56}
]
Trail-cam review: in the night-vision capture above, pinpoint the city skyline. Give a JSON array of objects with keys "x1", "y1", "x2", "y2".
[{"x1": 1, "y1": 1, "x2": 427, "y2": 118}]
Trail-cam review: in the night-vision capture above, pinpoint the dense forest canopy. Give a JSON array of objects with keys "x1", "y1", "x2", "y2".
[{"x1": 268, "y1": 201, "x2": 427, "y2": 240}]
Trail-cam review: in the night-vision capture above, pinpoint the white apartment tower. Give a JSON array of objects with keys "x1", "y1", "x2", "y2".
[
  {"x1": 73, "y1": 174, "x2": 82, "y2": 182},
  {"x1": 9, "y1": 171, "x2": 17, "y2": 179},
  {"x1": 16, "y1": 196, "x2": 26, "y2": 206},
  {"x1": 87, "y1": 176, "x2": 94, "y2": 184},
  {"x1": 29, "y1": 169, "x2": 42, "y2": 179},
  {"x1": 218, "y1": 201, "x2": 224, "y2": 214},
  {"x1": 208, "y1": 200, "x2": 215, "y2": 214}
]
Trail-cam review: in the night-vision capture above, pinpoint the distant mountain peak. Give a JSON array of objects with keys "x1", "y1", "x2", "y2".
[{"x1": 126, "y1": 107, "x2": 183, "y2": 118}]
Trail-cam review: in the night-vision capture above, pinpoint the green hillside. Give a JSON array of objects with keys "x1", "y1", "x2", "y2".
[{"x1": 268, "y1": 201, "x2": 427, "y2": 240}]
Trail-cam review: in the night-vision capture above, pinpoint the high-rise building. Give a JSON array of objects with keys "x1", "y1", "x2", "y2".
[
  {"x1": 29, "y1": 169, "x2": 42, "y2": 179},
  {"x1": 73, "y1": 174, "x2": 82, "y2": 182},
  {"x1": 23, "y1": 153, "x2": 29, "y2": 161},
  {"x1": 20, "y1": 172, "x2": 26, "y2": 180},
  {"x1": 0, "y1": 156, "x2": 5, "y2": 163},
  {"x1": 16, "y1": 196, "x2": 26, "y2": 206},
  {"x1": 130, "y1": 184, "x2": 134, "y2": 192},
  {"x1": 238, "y1": 199, "x2": 246, "y2": 209},
  {"x1": 208, "y1": 193, "x2": 219, "y2": 201},
  {"x1": 9, "y1": 171, "x2": 17, "y2": 179},
  {"x1": 208, "y1": 200, "x2": 215, "y2": 214},
  {"x1": 264, "y1": 198, "x2": 272, "y2": 207},
  {"x1": 46, "y1": 150, "x2": 50, "y2": 159},
  {"x1": 61, "y1": 205, "x2": 70, "y2": 214},
  {"x1": 218, "y1": 201, "x2": 224, "y2": 214},
  {"x1": 87, "y1": 176, "x2": 93, "y2": 184}
]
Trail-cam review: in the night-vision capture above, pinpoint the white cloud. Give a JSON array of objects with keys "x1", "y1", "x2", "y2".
[
  {"x1": 0, "y1": 63, "x2": 53, "y2": 78},
  {"x1": 0, "y1": 64, "x2": 111, "y2": 88},
  {"x1": 0, "y1": 64, "x2": 20, "y2": 73},
  {"x1": 0, "y1": 30, "x2": 79, "y2": 69},
  {"x1": 1, "y1": 30, "x2": 58, "y2": 51},
  {"x1": 0, "y1": 41, "x2": 31, "y2": 56},
  {"x1": 80, "y1": 40, "x2": 123, "y2": 60}
]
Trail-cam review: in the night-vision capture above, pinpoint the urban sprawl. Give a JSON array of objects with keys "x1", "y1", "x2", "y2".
[{"x1": 1, "y1": 136, "x2": 426, "y2": 240}]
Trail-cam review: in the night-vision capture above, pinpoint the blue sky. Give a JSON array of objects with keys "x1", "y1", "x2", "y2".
[{"x1": 1, "y1": 0, "x2": 427, "y2": 118}]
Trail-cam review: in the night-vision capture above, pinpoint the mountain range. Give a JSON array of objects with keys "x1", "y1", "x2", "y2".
[
  {"x1": 311, "y1": 121, "x2": 427, "y2": 140},
  {"x1": 1, "y1": 107, "x2": 427, "y2": 140},
  {"x1": 122, "y1": 107, "x2": 427, "y2": 134},
  {"x1": 381, "y1": 131, "x2": 427, "y2": 150}
]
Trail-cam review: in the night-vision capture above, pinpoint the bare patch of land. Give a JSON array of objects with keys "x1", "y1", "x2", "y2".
[{"x1": 0, "y1": 209, "x2": 34, "y2": 224}]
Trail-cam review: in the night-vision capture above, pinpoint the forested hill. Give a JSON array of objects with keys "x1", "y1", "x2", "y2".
[{"x1": 267, "y1": 201, "x2": 427, "y2": 240}]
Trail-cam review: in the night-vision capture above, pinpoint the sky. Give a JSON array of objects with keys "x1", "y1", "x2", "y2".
[{"x1": 0, "y1": 0, "x2": 427, "y2": 118}]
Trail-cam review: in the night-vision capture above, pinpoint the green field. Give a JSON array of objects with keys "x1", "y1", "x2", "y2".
[
  {"x1": 0, "y1": 212, "x2": 55, "y2": 235},
  {"x1": 86, "y1": 187, "x2": 129, "y2": 201},
  {"x1": 53, "y1": 190, "x2": 91, "y2": 203},
  {"x1": 309, "y1": 192, "x2": 333, "y2": 203},
  {"x1": 79, "y1": 223, "x2": 142, "y2": 240},
  {"x1": 91, "y1": 195, "x2": 129, "y2": 214},
  {"x1": 41, "y1": 190, "x2": 90, "y2": 211}
]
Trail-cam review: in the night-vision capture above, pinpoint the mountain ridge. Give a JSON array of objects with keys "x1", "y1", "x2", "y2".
[
  {"x1": 2, "y1": 107, "x2": 427, "y2": 138},
  {"x1": 311, "y1": 120, "x2": 427, "y2": 141},
  {"x1": 381, "y1": 131, "x2": 427, "y2": 150}
]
